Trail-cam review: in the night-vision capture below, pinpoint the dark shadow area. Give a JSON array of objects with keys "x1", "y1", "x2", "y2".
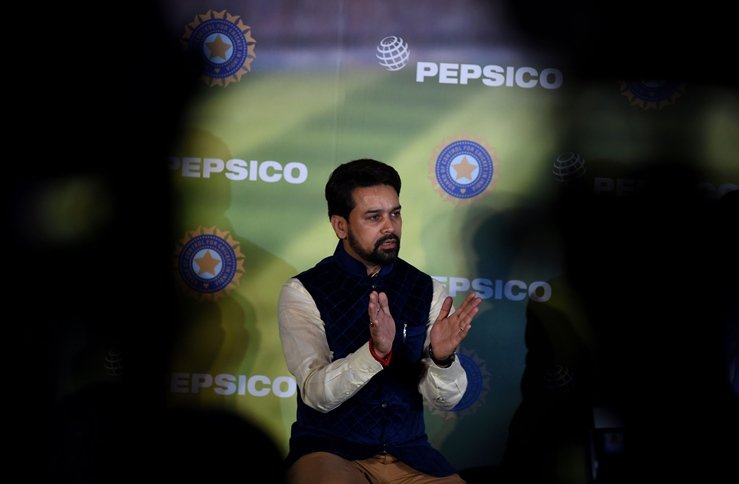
[
  {"x1": 504, "y1": 1, "x2": 735, "y2": 85},
  {"x1": 52, "y1": 397, "x2": 285, "y2": 483},
  {"x1": 5, "y1": 2, "x2": 285, "y2": 482},
  {"x1": 496, "y1": 161, "x2": 738, "y2": 483},
  {"x1": 460, "y1": 159, "x2": 738, "y2": 483},
  {"x1": 464, "y1": 3, "x2": 739, "y2": 482}
]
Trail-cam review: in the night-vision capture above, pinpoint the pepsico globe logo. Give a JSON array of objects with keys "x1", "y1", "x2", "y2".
[
  {"x1": 552, "y1": 152, "x2": 587, "y2": 183},
  {"x1": 543, "y1": 364, "x2": 574, "y2": 391},
  {"x1": 376, "y1": 35, "x2": 410, "y2": 71}
]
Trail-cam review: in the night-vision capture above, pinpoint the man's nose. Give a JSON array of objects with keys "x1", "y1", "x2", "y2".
[{"x1": 380, "y1": 216, "x2": 395, "y2": 233}]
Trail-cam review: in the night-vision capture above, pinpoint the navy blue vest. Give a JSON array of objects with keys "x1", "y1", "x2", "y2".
[{"x1": 284, "y1": 242, "x2": 457, "y2": 477}]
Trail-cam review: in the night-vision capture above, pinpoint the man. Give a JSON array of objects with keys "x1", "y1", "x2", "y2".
[{"x1": 278, "y1": 158, "x2": 481, "y2": 483}]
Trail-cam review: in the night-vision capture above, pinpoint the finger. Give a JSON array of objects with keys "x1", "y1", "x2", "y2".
[
  {"x1": 460, "y1": 292, "x2": 481, "y2": 309},
  {"x1": 456, "y1": 318, "x2": 474, "y2": 338},
  {"x1": 435, "y1": 296, "x2": 453, "y2": 323},
  {"x1": 368, "y1": 291, "x2": 379, "y2": 317},
  {"x1": 378, "y1": 292, "x2": 390, "y2": 314},
  {"x1": 454, "y1": 293, "x2": 482, "y2": 319},
  {"x1": 457, "y1": 305, "x2": 480, "y2": 321}
]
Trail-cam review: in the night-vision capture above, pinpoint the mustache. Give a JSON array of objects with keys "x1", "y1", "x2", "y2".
[{"x1": 375, "y1": 234, "x2": 399, "y2": 248}]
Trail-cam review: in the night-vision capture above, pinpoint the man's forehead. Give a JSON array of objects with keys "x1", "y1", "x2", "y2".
[{"x1": 351, "y1": 186, "x2": 399, "y2": 212}]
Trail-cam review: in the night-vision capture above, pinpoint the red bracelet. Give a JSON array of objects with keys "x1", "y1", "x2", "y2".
[{"x1": 369, "y1": 338, "x2": 392, "y2": 366}]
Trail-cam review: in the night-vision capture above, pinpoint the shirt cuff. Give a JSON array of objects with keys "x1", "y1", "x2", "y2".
[{"x1": 369, "y1": 338, "x2": 393, "y2": 367}]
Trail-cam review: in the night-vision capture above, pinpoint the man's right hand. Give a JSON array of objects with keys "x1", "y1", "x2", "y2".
[{"x1": 368, "y1": 290, "x2": 395, "y2": 357}]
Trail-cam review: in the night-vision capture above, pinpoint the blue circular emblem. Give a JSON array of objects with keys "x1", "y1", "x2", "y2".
[
  {"x1": 623, "y1": 80, "x2": 683, "y2": 105},
  {"x1": 620, "y1": 80, "x2": 686, "y2": 110},
  {"x1": 453, "y1": 352, "x2": 485, "y2": 411},
  {"x1": 189, "y1": 19, "x2": 249, "y2": 79},
  {"x1": 178, "y1": 234, "x2": 238, "y2": 294},
  {"x1": 435, "y1": 140, "x2": 494, "y2": 199}
]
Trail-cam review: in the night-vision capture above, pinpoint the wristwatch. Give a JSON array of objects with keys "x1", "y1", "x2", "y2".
[{"x1": 427, "y1": 344, "x2": 455, "y2": 367}]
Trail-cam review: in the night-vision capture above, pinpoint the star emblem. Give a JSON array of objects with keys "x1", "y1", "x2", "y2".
[
  {"x1": 206, "y1": 34, "x2": 232, "y2": 60},
  {"x1": 195, "y1": 250, "x2": 221, "y2": 276},
  {"x1": 452, "y1": 156, "x2": 477, "y2": 181}
]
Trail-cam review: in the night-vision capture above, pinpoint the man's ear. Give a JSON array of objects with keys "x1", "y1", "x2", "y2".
[{"x1": 330, "y1": 214, "x2": 348, "y2": 240}]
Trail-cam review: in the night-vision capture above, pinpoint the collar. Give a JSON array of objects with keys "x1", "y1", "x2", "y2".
[{"x1": 333, "y1": 240, "x2": 395, "y2": 278}]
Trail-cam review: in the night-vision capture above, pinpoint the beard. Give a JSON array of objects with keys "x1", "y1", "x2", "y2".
[{"x1": 347, "y1": 230, "x2": 400, "y2": 267}]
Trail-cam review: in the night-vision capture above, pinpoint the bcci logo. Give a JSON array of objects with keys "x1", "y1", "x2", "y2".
[
  {"x1": 620, "y1": 80, "x2": 685, "y2": 110},
  {"x1": 174, "y1": 226, "x2": 244, "y2": 301},
  {"x1": 376, "y1": 35, "x2": 410, "y2": 71},
  {"x1": 181, "y1": 10, "x2": 256, "y2": 87},
  {"x1": 431, "y1": 139, "x2": 496, "y2": 203}
]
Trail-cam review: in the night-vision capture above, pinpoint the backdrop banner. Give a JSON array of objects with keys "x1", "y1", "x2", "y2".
[{"x1": 158, "y1": 0, "x2": 738, "y2": 473}]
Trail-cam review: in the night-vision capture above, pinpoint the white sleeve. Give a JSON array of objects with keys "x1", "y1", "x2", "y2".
[
  {"x1": 277, "y1": 278, "x2": 384, "y2": 412},
  {"x1": 418, "y1": 279, "x2": 468, "y2": 410}
]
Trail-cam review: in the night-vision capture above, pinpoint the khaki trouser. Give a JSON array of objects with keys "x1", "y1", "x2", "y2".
[{"x1": 286, "y1": 451, "x2": 466, "y2": 484}]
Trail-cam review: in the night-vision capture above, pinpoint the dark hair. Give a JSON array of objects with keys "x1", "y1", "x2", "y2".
[{"x1": 325, "y1": 158, "x2": 401, "y2": 219}]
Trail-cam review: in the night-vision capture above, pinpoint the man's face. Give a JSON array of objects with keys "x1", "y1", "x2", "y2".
[{"x1": 340, "y1": 185, "x2": 402, "y2": 270}]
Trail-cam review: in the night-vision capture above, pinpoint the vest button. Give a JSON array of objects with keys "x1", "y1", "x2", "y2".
[{"x1": 381, "y1": 402, "x2": 388, "y2": 408}]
